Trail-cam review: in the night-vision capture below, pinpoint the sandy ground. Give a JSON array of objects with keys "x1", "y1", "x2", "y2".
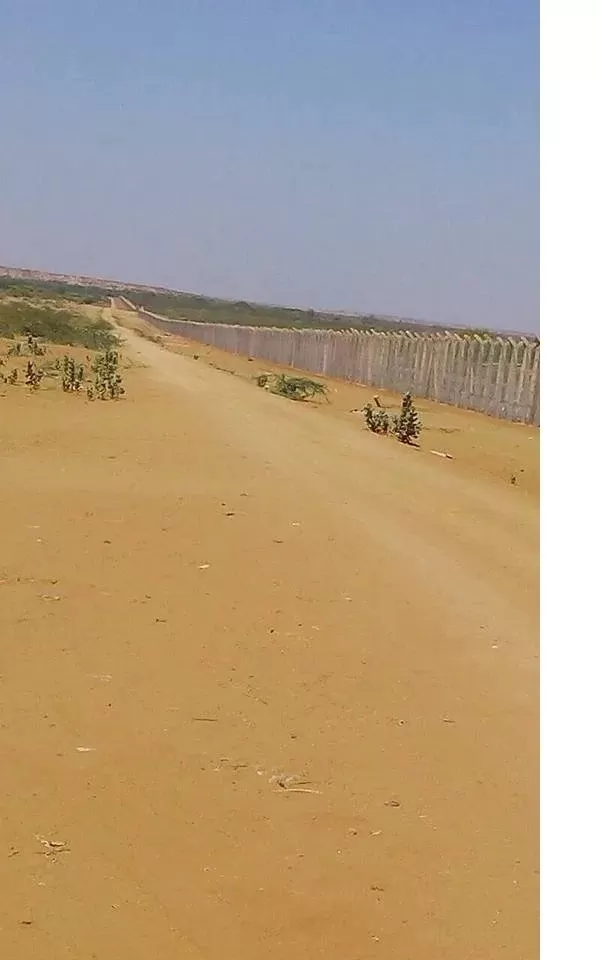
[
  {"x1": 116, "y1": 308, "x2": 539, "y2": 498},
  {"x1": 1, "y1": 317, "x2": 538, "y2": 959}
]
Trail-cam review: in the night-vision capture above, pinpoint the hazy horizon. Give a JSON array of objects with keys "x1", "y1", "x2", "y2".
[
  {"x1": 0, "y1": 259, "x2": 535, "y2": 337},
  {"x1": 1, "y1": 1, "x2": 539, "y2": 333}
]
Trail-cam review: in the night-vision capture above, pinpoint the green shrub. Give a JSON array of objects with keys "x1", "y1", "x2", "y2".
[
  {"x1": 92, "y1": 350, "x2": 124, "y2": 399},
  {"x1": 25, "y1": 361, "x2": 43, "y2": 390},
  {"x1": 62, "y1": 356, "x2": 84, "y2": 392},
  {"x1": 390, "y1": 393, "x2": 421, "y2": 444},
  {"x1": 363, "y1": 393, "x2": 422, "y2": 445},
  {"x1": 363, "y1": 403, "x2": 390, "y2": 434},
  {"x1": 256, "y1": 372, "x2": 327, "y2": 401},
  {"x1": 27, "y1": 334, "x2": 45, "y2": 356}
]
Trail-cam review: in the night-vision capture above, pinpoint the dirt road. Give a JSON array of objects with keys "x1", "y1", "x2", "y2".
[{"x1": 1, "y1": 325, "x2": 538, "y2": 958}]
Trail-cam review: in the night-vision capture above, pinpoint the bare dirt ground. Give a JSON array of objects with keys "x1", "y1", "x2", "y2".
[
  {"x1": 117, "y1": 308, "x2": 539, "y2": 498},
  {"x1": 1, "y1": 315, "x2": 538, "y2": 959}
]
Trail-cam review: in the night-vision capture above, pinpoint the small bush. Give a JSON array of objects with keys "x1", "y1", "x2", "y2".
[
  {"x1": 25, "y1": 361, "x2": 43, "y2": 390},
  {"x1": 363, "y1": 403, "x2": 390, "y2": 434},
  {"x1": 256, "y1": 372, "x2": 327, "y2": 401},
  {"x1": 27, "y1": 335, "x2": 45, "y2": 356},
  {"x1": 62, "y1": 356, "x2": 84, "y2": 392},
  {"x1": 7, "y1": 368, "x2": 18, "y2": 385},
  {"x1": 391, "y1": 393, "x2": 421, "y2": 445},
  {"x1": 92, "y1": 350, "x2": 124, "y2": 399},
  {"x1": 363, "y1": 393, "x2": 422, "y2": 445}
]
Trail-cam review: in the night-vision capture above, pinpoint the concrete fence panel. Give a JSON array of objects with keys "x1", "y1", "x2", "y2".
[{"x1": 130, "y1": 306, "x2": 539, "y2": 424}]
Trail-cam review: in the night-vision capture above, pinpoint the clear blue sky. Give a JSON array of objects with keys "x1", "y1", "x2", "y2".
[{"x1": 0, "y1": 0, "x2": 538, "y2": 331}]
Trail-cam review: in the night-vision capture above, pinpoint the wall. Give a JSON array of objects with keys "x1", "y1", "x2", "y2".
[{"x1": 130, "y1": 305, "x2": 540, "y2": 424}]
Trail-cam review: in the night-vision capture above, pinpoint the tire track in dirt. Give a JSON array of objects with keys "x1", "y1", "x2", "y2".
[{"x1": 119, "y1": 323, "x2": 538, "y2": 670}]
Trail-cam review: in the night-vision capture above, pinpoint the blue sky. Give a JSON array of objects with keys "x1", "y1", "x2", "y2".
[{"x1": 0, "y1": 1, "x2": 538, "y2": 331}]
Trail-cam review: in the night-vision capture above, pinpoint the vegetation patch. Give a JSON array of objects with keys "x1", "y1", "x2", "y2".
[
  {"x1": 363, "y1": 393, "x2": 422, "y2": 445},
  {"x1": 90, "y1": 350, "x2": 125, "y2": 400},
  {"x1": 62, "y1": 356, "x2": 85, "y2": 392},
  {"x1": 2, "y1": 335, "x2": 125, "y2": 401},
  {"x1": 256, "y1": 372, "x2": 328, "y2": 402},
  {"x1": 127, "y1": 289, "x2": 457, "y2": 334},
  {"x1": 0, "y1": 299, "x2": 118, "y2": 350},
  {"x1": 25, "y1": 360, "x2": 44, "y2": 390},
  {"x1": 0, "y1": 276, "x2": 110, "y2": 305}
]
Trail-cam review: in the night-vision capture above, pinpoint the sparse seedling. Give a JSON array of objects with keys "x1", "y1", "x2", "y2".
[
  {"x1": 86, "y1": 385, "x2": 95, "y2": 401},
  {"x1": 256, "y1": 373, "x2": 327, "y2": 402},
  {"x1": 92, "y1": 350, "x2": 124, "y2": 399},
  {"x1": 62, "y1": 355, "x2": 84, "y2": 392},
  {"x1": 25, "y1": 361, "x2": 43, "y2": 390},
  {"x1": 8, "y1": 368, "x2": 18, "y2": 385}
]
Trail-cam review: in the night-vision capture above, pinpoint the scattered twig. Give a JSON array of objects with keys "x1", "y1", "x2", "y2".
[
  {"x1": 278, "y1": 786, "x2": 322, "y2": 794},
  {"x1": 34, "y1": 835, "x2": 69, "y2": 861},
  {"x1": 270, "y1": 773, "x2": 322, "y2": 794}
]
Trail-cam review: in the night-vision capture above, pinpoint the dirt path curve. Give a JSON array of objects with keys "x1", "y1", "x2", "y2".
[{"x1": 1, "y1": 324, "x2": 538, "y2": 959}]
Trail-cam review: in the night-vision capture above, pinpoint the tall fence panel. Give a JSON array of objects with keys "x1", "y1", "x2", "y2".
[{"x1": 130, "y1": 306, "x2": 539, "y2": 424}]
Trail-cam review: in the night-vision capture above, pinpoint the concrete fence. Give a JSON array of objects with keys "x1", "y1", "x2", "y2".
[{"x1": 123, "y1": 302, "x2": 539, "y2": 424}]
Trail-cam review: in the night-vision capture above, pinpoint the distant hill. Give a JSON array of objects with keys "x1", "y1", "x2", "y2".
[{"x1": 0, "y1": 263, "x2": 174, "y2": 296}]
